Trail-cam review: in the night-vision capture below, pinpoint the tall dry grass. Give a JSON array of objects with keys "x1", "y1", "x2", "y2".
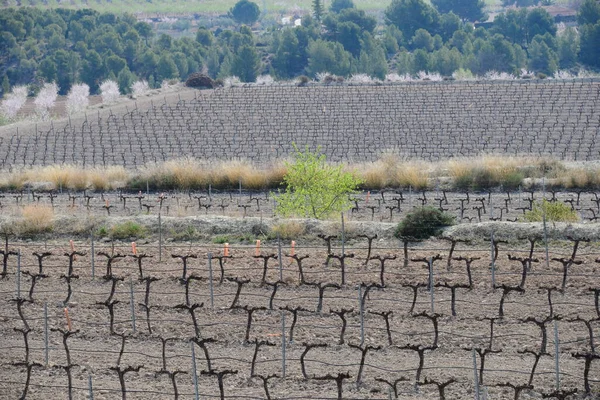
[
  {"x1": 0, "y1": 155, "x2": 598, "y2": 193},
  {"x1": 17, "y1": 205, "x2": 54, "y2": 236},
  {"x1": 555, "y1": 166, "x2": 600, "y2": 189},
  {"x1": 136, "y1": 158, "x2": 287, "y2": 190},
  {"x1": 358, "y1": 154, "x2": 430, "y2": 189},
  {"x1": 446, "y1": 156, "x2": 525, "y2": 190},
  {"x1": 0, "y1": 165, "x2": 129, "y2": 191}
]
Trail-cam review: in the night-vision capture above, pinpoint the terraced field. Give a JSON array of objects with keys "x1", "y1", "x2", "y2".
[{"x1": 1, "y1": 79, "x2": 600, "y2": 169}]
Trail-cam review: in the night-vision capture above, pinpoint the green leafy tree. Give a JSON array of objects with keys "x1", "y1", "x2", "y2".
[
  {"x1": 430, "y1": 45, "x2": 462, "y2": 75},
  {"x1": 38, "y1": 57, "x2": 57, "y2": 83},
  {"x1": 275, "y1": 146, "x2": 363, "y2": 219},
  {"x1": 557, "y1": 27, "x2": 579, "y2": 69},
  {"x1": 336, "y1": 8, "x2": 377, "y2": 33},
  {"x1": 579, "y1": 22, "x2": 600, "y2": 68},
  {"x1": 272, "y1": 29, "x2": 304, "y2": 78},
  {"x1": 134, "y1": 21, "x2": 153, "y2": 45},
  {"x1": 385, "y1": 0, "x2": 439, "y2": 40},
  {"x1": 313, "y1": 0, "x2": 325, "y2": 21},
  {"x1": 54, "y1": 50, "x2": 80, "y2": 94},
  {"x1": 438, "y1": 12, "x2": 462, "y2": 41},
  {"x1": 117, "y1": 66, "x2": 135, "y2": 94},
  {"x1": 528, "y1": 37, "x2": 558, "y2": 75},
  {"x1": 337, "y1": 21, "x2": 363, "y2": 56},
  {"x1": 306, "y1": 39, "x2": 353, "y2": 77},
  {"x1": 577, "y1": 0, "x2": 600, "y2": 26},
  {"x1": 412, "y1": 28, "x2": 435, "y2": 51},
  {"x1": 432, "y1": 0, "x2": 486, "y2": 22},
  {"x1": 357, "y1": 33, "x2": 388, "y2": 79},
  {"x1": 412, "y1": 48, "x2": 431, "y2": 73},
  {"x1": 493, "y1": 8, "x2": 556, "y2": 46},
  {"x1": 578, "y1": 0, "x2": 600, "y2": 69},
  {"x1": 230, "y1": 45, "x2": 260, "y2": 82},
  {"x1": 156, "y1": 53, "x2": 179, "y2": 82},
  {"x1": 229, "y1": 0, "x2": 261, "y2": 25},
  {"x1": 196, "y1": 27, "x2": 214, "y2": 47},
  {"x1": 330, "y1": 0, "x2": 355, "y2": 13}
]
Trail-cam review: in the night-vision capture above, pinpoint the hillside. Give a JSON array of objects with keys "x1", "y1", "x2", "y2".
[{"x1": 1, "y1": 79, "x2": 599, "y2": 169}]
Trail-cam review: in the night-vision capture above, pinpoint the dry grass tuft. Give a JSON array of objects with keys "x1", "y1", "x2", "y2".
[
  {"x1": 136, "y1": 158, "x2": 286, "y2": 190},
  {"x1": 359, "y1": 153, "x2": 430, "y2": 189},
  {"x1": 445, "y1": 156, "x2": 525, "y2": 190},
  {"x1": 396, "y1": 161, "x2": 431, "y2": 189},
  {"x1": 271, "y1": 220, "x2": 306, "y2": 240},
  {"x1": 17, "y1": 205, "x2": 54, "y2": 236},
  {"x1": 556, "y1": 167, "x2": 600, "y2": 189},
  {"x1": 0, "y1": 169, "x2": 29, "y2": 190},
  {"x1": 16, "y1": 165, "x2": 131, "y2": 191},
  {"x1": 88, "y1": 166, "x2": 129, "y2": 191}
]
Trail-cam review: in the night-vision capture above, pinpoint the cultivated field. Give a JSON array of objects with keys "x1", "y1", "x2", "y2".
[
  {"x1": 1, "y1": 80, "x2": 600, "y2": 399},
  {"x1": 1, "y1": 233, "x2": 600, "y2": 399},
  {"x1": 1, "y1": 80, "x2": 599, "y2": 170}
]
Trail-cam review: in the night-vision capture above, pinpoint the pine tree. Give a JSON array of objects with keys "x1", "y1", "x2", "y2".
[{"x1": 313, "y1": 0, "x2": 325, "y2": 21}]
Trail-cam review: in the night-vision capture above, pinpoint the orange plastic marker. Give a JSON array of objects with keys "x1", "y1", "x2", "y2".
[
  {"x1": 290, "y1": 240, "x2": 296, "y2": 257},
  {"x1": 105, "y1": 199, "x2": 109, "y2": 207},
  {"x1": 70, "y1": 240, "x2": 77, "y2": 261},
  {"x1": 132, "y1": 242, "x2": 137, "y2": 255},
  {"x1": 64, "y1": 307, "x2": 72, "y2": 331},
  {"x1": 366, "y1": 191, "x2": 371, "y2": 204},
  {"x1": 224, "y1": 243, "x2": 230, "y2": 257},
  {"x1": 255, "y1": 240, "x2": 261, "y2": 257}
]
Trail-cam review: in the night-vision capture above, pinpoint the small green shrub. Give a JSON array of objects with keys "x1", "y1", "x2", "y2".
[
  {"x1": 394, "y1": 206, "x2": 455, "y2": 240},
  {"x1": 110, "y1": 221, "x2": 146, "y2": 240},
  {"x1": 523, "y1": 200, "x2": 579, "y2": 223},
  {"x1": 96, "y1": 226, "x2": 109, "y2": 237},
  {"x1": 212, "y1": 235, "x2": 230, "y2": 244}
]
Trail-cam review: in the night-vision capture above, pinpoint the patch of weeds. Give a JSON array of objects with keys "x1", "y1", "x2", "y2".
[
  {"x1": 269, "y1": 220, "x2": 306, "y2": 240},
  {"x1": 16, "y1": 205, "x2": 54, "y2": 238},
  {"x1": 523, "y1": 200, "x2": 579, "y2": 223},
  {"x1": 96, "y1": 226, "x2": 109, "y2": 237},
  {"x1": 170, "y1": 226, "x2": 200, "y2": 242},
  {"x1": 251, "y1": 223, "x2": 270, "y2": 236},
  {"x1": 212, "y1": 235, "x2": 230, "y2": 244},
  {"x1": 110, "y1": 221, "x2": 147, "y2": 240}
]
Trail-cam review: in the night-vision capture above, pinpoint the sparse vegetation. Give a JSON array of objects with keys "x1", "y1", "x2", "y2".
[
  {"x1": 109, "y1": 221, "x2": 147, "y2": 240},
  {"x1": 16, "y1": 205, "x2": 55, "y2": 237},
  {"x1": 523, "y1": 200, "x2": 580, "y2": 223},
  {"x1": 270, "y1": 220, "x2": 306, "y2": 240}
]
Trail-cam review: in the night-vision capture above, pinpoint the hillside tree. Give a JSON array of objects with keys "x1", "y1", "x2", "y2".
[
  {"x1": 432, "y1": 0, "x2": 487, "y2": 22},
  {"x1": 229, "y1": 0, "x2": 260, "y2": 25}
]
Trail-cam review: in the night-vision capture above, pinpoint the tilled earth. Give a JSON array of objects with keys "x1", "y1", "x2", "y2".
[{"x1": 0, "y1": 239, "x2": 599, "y2": 399}]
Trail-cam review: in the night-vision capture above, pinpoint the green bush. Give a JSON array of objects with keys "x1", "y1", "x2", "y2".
[
  {"x1": 96, "y1": 226, "x2": 109, "y2": 237},
  {"x1": 110, "y1": 221, "x2": 146, "y2": 240},
  {"x1": 453, "y1": 167, "x2": 524, "y2": 191},
  {"x1": 394, "y1": 206, "x2": 455, "y2": 240},
  {"x1": 523, "y1": 200, "x2": 579, "y2": 223},
  {"x1": 212, "y1": 235, "x2": 231, "y2": 244}
]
